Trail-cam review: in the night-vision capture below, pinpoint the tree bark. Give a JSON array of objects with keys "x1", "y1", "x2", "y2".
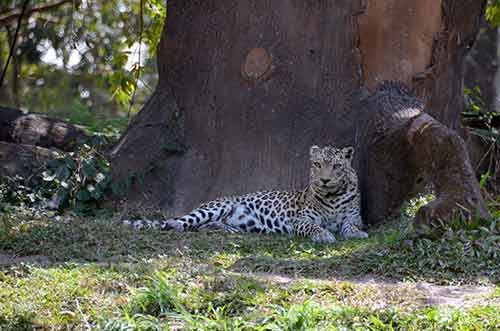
[
  {"x1": 111, "y1": 0, "x2": 488, "y2": 225},
  {"x1": 463, "y1": 20, "x2": 500, "y2": 195},
  {"x1": 356, "y1": 82, "x2": 489, "y2": 225},
  {"x1": 464, "y1": 20, "x2": 497, "y2": 112},
  {"x1": 0, "y1": 106, "x2": 90, "y2": 151}
]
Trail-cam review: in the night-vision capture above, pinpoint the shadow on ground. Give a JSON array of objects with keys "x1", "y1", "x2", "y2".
[{"x1": 1, "y1": 217, "x2": 498, "y2": 285}]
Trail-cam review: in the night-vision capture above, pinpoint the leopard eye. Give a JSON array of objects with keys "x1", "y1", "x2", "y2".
[
  {"x1": 313, "y1": 162, "x2": 322, "y2": 168},
  {"x1": 332, "y1": 164, "x2": 340, "y2": 170}
]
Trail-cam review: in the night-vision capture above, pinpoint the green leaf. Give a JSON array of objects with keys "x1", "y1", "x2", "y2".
[
  {"x1": 46, "y1": 159, "x2": 64, "y2": 170},
  {"x1": 82, "y1": 161, "x2": 97, "y2": 179},
  {"x1": 66, "y1": 158, "x2": 77, "y2": 170},
  {"x1": 479, "y1": 171, "x2": 491, "y2": 188},
  {"x1": 56, "y1": 189, "x2": 70, "y2": 208},
  {"x1": 76, "y1": 190, "x2": 91, "y2": 202},
  {"x1": 42, "y1": 171, "x2": 56, "y2": 182},
  {"x1": 55, "y1": 165, "x2": 71, "y2": 181}
]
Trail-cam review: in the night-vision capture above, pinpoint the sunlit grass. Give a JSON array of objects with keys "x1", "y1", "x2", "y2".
[
  {"x1": 0, "y1": 203, "x2": 498, "y2": 330},
  {"x1": 102, "y1": 272, "x2": 500, "y2": 331}
]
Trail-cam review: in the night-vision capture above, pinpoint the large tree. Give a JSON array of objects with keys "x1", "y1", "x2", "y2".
[{"x1": 110, "y1": 0, "x2": 489, "y2": 228}]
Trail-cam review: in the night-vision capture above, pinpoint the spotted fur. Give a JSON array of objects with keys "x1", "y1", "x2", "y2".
[{"x1": 123, "y1": 146, "x2": 368, "y2": 244}]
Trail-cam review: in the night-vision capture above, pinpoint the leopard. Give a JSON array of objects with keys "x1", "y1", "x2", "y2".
[{"x1": 123, "y1": 145, "x2": 368, "y2": 244}]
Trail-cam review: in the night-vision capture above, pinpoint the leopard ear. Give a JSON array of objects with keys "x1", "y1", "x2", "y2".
[
  {"x1": 342, "y1": 146, "x2": 354, "y2": 161},
  {"x1": 310, "y1": 145, "x2": 321, "y2": 157}
]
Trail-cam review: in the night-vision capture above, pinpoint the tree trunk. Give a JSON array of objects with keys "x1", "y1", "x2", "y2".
[
  {"x1": 463, "y1": 20, "x2": 500, "y2": 195},
  {"x1": 111, "y1": 0, "x2": 489, "y2": 225},
  {"x1": 464, "y1": 20, "x2": 497, "y2": 112},
  {"x1": 356, "y1": 82, "x2": 489, "y2": 225}
]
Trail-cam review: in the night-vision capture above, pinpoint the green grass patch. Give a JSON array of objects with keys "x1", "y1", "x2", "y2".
[
  {"x1": 102, "y1": 272, "x2": 500, "y2": 331},
  {"x1": 1, "y1": 213, "x2": 499, "y2": 284},
  {"x1": 0, "y1": 208, "x2": 499, "y2": 330},
  {"x1": 0, "y1": 264, "x2": 130, "y2": 330}
]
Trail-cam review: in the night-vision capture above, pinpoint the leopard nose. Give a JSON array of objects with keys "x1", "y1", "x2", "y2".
[{"x1": 320, "y1": 178, "x2": 330, "y2": 184}]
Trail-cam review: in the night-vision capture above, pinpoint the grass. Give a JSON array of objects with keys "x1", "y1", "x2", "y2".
[
  {"x1": 0, "y1": 264, "x2": 126, "y2": 330},
  {"x1": 1, "y1": 213, "x2": 498, "y2": 284},
  {"x1": 0, "y1": 205, "x2": 499, "y2": 330},
  {"x1": 101, "y1": 272, "x2": 499, "y2": 331}
]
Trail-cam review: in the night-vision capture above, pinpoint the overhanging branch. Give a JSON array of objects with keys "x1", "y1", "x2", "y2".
[{"x1": 0, "y1": 0, "x2": 73, "y2": 25}]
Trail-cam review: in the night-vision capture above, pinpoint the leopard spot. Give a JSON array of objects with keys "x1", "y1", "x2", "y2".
[{"x1": 266, "y1": 219, "x2": 273, "y2": 228}]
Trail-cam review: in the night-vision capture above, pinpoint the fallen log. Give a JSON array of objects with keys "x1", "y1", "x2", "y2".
[
  {"x1": 0, "y1": 106, "x2": 90, "y2": 151},
  {"x1": 0, "y1": 141, "x2": 57, "y2": 180}
]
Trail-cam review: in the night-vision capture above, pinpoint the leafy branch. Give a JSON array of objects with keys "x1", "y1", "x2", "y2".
[
  {"x1": 0, "y1": 0, "x2": 30, "y2": 88},
  {"x1": 0, "y1": 0, "x2": 74, "y2": 25}
]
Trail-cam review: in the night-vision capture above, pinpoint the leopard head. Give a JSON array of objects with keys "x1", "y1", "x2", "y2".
[{"x1": 309, "y1": 145, "x2": 354, "y2": 190}]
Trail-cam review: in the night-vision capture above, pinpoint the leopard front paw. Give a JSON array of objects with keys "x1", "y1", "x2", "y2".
[{"x1": 311, "y1": 230, "x2": 336, "y2": 244}]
